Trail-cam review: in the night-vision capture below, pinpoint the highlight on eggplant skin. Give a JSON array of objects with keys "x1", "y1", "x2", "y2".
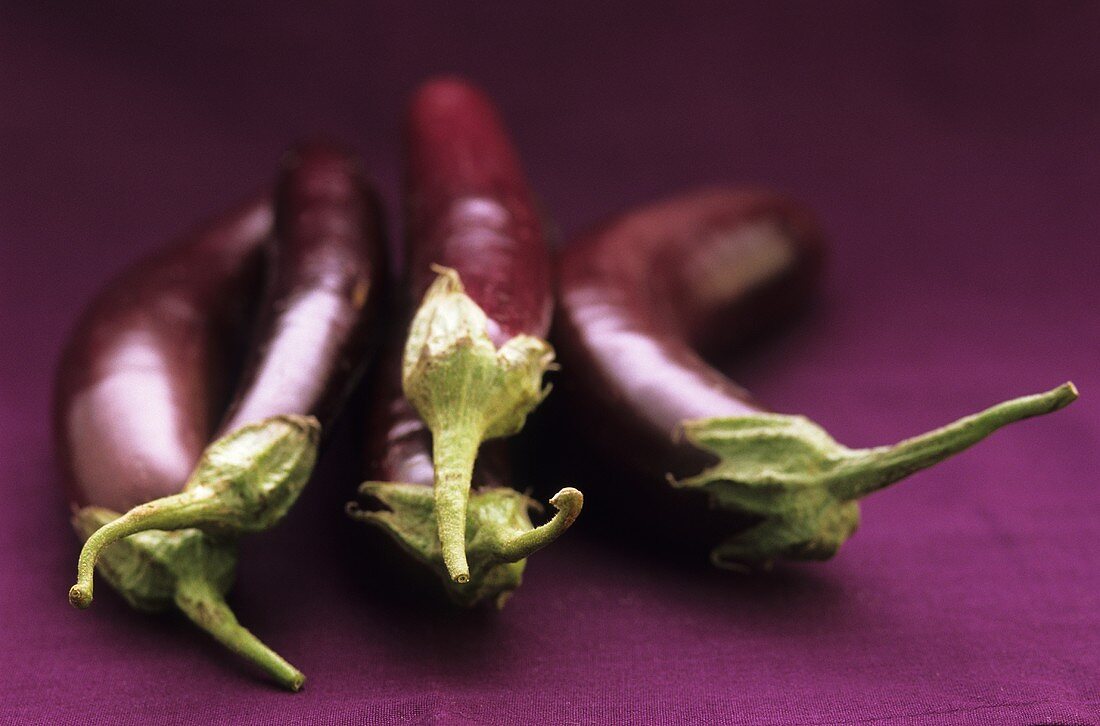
[
  {"x1": 55, "y1": 138, "x2": 387, "y2": 690},
  {"x1": 553, "y1": 186, "x2": 1078, "y2": 568}
]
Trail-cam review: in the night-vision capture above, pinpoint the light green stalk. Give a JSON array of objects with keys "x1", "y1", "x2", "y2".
[
  {"x1": 72, "y1": 507, "x2": 304, "y2": 691},
  {"x1": 67, "y1": 415, "x2": 318, "y2": 690},
  {"x1": 70, "y1": 415, "x2": 319, "y2": 608},
  {"x1": 674, "y1": 383, "x2": 1078, "y2": 569},
  {"x1": 399, "y1": 266, "x2": 580, "y2": 585},
  {"x1": 348, "y1": 482, "x2": 582, "y2": 608}
]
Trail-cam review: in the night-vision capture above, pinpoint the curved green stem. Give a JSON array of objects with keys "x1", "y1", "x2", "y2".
[
  {"x1": 401, "y1": 267, "x2": 558, "y2": 586},
  {"x1": 678, "y1": 382, "x2": 1079, "y2": 566},
  {"x1": 494, "y1": 487, "x2": 584, "y2": 562},
  {"x1": 351, "y1": 482, "x2": 582, "y2": 607},
  {"x1": 174, "y1": 577, "x2": 304, "y2": 691},
  {"x1": 71, "y1": 506, "x2": 305, "y2": 689},
  {"x1": 431, "y1": 425, "x2": 481, "y2": 583},
  {"x1": 70, "y1": 492, "x2": 219, "y2": 608},
  {"x1": 836, "y1": 382, "x2": 1079, "y2": 499},
  {"x1": 69, "y1": 414, "x2": 319, "y2": 609}
]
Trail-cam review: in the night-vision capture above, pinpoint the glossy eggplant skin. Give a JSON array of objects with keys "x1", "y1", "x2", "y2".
[
  {"x1": 54, "y1": 195, "x2": 272, "y2": 513},
  {"x1": 364, "y1": 327, "x2": 436, "y2": 488},
  {"x1": 404, "y1": 76, "x2": 552, "y2": 344},
  {"x1": 57, "y1": 141, "x2": 385, "y2": 516},
  {"x1": 554, "y1": 188, "x2": 826, "y2": 484},
  {"x1": 219, "y1": 141, "x2": 386, "y2": 435}
]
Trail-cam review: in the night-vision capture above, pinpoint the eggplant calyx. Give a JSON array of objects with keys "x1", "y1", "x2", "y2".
[
  {"x1": 675, "y1": 382, "x2": 1078, "y2": 569},
  {"x1": 348, "y1": 481, "x2": 581, "y2": 608},
  {"x1": 401, "y1": 265, "x2": 555, "y2": 584},
  {"x1": 69, "y1": 414, "x2": 319, "y2": 608},
  {"x1": 70, "y1": 507, "x2": 305, "y2": 691}
]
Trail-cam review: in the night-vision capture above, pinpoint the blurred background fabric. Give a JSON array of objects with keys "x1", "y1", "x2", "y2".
[{"x1": 2, "y1": 2, "x2": 1097, "y2": 723}]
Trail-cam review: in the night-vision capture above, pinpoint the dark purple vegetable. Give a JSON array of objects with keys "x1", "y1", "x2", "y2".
[
  {"x1": 555, "y1": 188, "x2": 1077, "y2": 569},
  {"x1": 217, "y1": 142, "x2": 385, "y2": 435},
  {"x1": 56, "y1": 140, "x2": 385, "y2": 689},
  {"x1": 347, "y1": 77, "x2": 580, "y2": 601},
  {"x1": 55, "y1": 195, "x2": 270, "y2": 515}
]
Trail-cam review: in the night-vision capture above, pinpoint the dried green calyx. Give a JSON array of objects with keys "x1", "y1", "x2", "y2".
[
  {"x1": 71, "y1": 507, "x2": 304, "y2": 690},
  {"x1": 349, "y1": 482, "x2": 582, "y2": 607},
  {"x1": 401, "y1": 266, "x2": 561, "y2": 583},
  {"x1": 69, "y1": 415, "x2": 319, "y2": 609},
  {"x1": 675, "y1": 383, "x2": 1078, "y2": 569}
]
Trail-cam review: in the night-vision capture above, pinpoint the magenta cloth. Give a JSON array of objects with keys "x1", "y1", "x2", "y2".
[{"x1": 3, "y1": 3, "x2": 1098, "y2": 724}]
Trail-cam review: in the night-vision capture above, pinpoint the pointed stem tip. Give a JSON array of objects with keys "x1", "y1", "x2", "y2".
[
  {"x1": 495, "y1": 487, "x2": 583, "y2": 562},
  {"x1": 174, "y1": 578, "x2": 304, "y2": 691},
  {"x1": 431, "y1": 425, "x2": 481, "y2": 584},
  {"x1": 839, "y1": 382, "x2": 1080, "y2": 500}
]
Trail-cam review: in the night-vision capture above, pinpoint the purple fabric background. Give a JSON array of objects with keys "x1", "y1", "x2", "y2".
[{"x1": 3, "y1": 2, "x2": 1098, "y2": 724}]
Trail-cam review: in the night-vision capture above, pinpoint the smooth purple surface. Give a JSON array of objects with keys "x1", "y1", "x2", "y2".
[{"x1": 2, "y1": 3, "x2": 1097, "y2": 724}]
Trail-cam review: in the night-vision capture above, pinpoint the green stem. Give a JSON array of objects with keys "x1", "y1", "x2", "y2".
[
  {"x1": 70, "y1": 491, "x2": 221, "y2": 609},
  {"x1": 401, "y1": 267, "x2": 563, "y2": 585},
  {"x1": 494, "y1": 488, "x2": 584, "y2": 562},
  {"x1": 836, "y1": 382, "x2": 1079, "y2": 500},
  {"x1": 174, "y1": 577, "x2": 304, "y2": 692},
  {"x1": 69, "y1": 415, "x2": 319, "y2": 610},
  {"x1": 678, "y1": 382, "x2": 1079, "y2": 565},
  {"x1": 431, "y1": 424, "x2": 482, "y2": 584}
]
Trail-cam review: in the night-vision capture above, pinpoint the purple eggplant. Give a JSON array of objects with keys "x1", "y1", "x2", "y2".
[
  {"x1": 348, "y1": 77, "x2": 581, "y2": 602},
  {"x1": 554, "y1": 188, "x2": 1077, "y2": 569}
]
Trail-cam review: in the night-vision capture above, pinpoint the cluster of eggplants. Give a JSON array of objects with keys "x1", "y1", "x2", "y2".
[{"x1": 54, "y1": 76, "x2": 1077, "y2": 690}]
